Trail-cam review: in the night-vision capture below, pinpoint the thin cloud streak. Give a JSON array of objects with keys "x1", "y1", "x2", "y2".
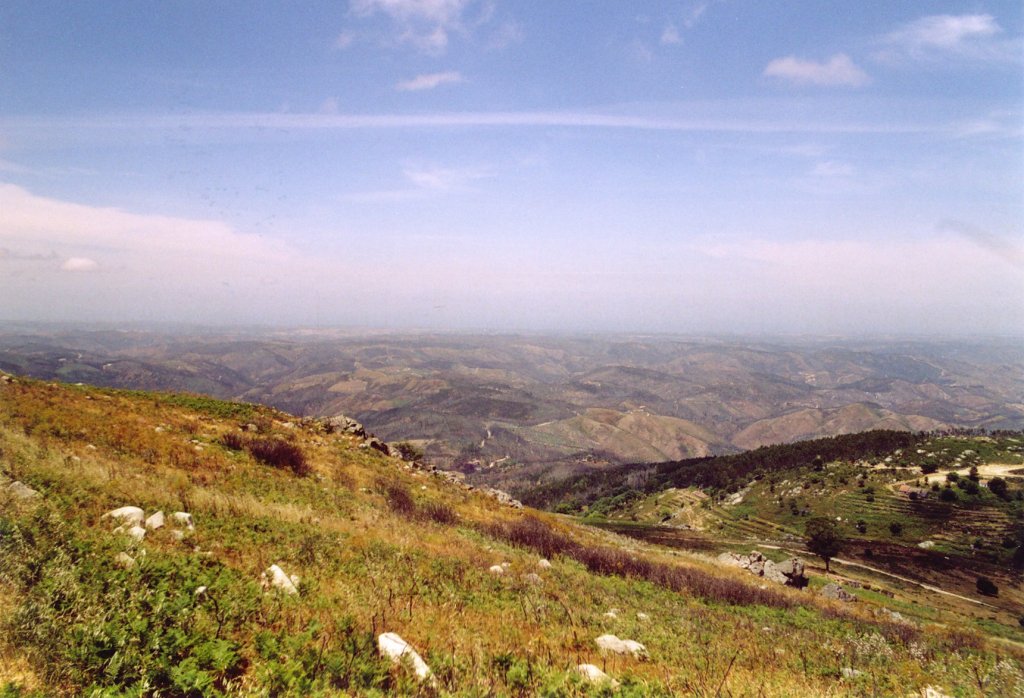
[{"x1": 0, "y1": 110, "x2": 960, "y2": 136}]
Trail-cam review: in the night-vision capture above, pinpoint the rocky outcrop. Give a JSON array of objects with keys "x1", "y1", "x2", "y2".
[
  {"x1": 820, "y1": 582, "x2": 856, "y2": 602},
  {"x1": 319, "y1": 414, "x2": 367, "y2": 439},
  {"x1": 717, "y1": 551, "x2": 807, "y2": 588}
]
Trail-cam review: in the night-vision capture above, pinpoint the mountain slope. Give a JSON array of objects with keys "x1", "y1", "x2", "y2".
[{"x1": 3, "y1": 373, "x2": 1022, "y2": 696}]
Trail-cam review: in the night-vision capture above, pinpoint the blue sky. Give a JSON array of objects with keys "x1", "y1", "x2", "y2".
[{"x1": 1, "y1": 1, "x2": 1022, "y2": 335}]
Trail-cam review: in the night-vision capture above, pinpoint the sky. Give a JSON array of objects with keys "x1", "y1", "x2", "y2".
[{"x1": 1, "y1": 1, "x2": 1022, "y2": 336}]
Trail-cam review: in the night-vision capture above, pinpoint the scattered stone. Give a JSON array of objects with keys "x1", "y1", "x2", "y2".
[
  {"x1": 537, "y1": 558, "x2": 553, "y2": 569},
  {"x1": 820, "y1": 583, "x2": 856, "y2": 602},
  {"x1": 917, "y1": 540, "x2": 935, "y2": 549},
  {"x1": 595, "y1": 634, "x2": 648, "y2": 659},
  {"x1": 124, "y1": 525, "x2": 147, "y2": 542},
  {"x1": 920, "y1": 686, "x2": 953, "y2": 698},
  {"x1": 194, "y1": 586, "x2": 207, "y2": 596},
  {"x1": 145, "y1": 510, "x2": 165, "y2": 530},
  {"x1": 171, "y1": 511, "x2": 196, "y2": 530},
  {"x1": 103, "y1": 506, "x2": 145, "y2": 527},
  {"x1": 6, "y1": 481, "x2": 40, "y2": 500},
  {"x1": 261, "y1": 564, "x2": 299, "y2": 594},
  {"x1": 576, "y1": 664, "x2": 619, "y2": 687},
  {"x1": 603, "y1": 609, "x2": 619, "y2": 619},
  {"x1": 636, "y1": 612, "x2": 650, "y2": 621},
  {"x1": 488, "y1": 565, "x2": 505, "y2": 575},
  {"x1": 115, "y1": 552, "x2": 136, "y2": 569},
  {"x1": 378, "y1": 632, "x2": 435, "y2": 685},
  {"x1": 842, "y1": 667, "x2": 863, "y2": 679}
]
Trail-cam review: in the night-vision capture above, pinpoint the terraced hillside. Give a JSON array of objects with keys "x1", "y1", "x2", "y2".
[
  {"x1": 3, "y1": 373, "x2": 1023, "y2": 696},
  {"x1": 581, "y1": 434, "x2": 1024, "y2": 644}
]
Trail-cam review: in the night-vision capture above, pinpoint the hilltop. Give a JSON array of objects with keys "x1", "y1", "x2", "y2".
[{"x1": 1, "y1": 373, "x2": 1023, "y2": 696}]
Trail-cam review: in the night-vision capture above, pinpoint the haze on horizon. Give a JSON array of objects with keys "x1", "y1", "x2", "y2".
[{"x1": 1, "y1": 2, "x2": 1022, "y2": 336}]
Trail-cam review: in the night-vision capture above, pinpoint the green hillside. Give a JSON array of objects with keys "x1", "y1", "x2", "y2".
[{"x1": 1, "y1": 373, "x2": 1022, "y2": 696}]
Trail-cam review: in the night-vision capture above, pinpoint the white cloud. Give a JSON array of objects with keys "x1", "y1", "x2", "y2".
[
  {"x1": 60, "y1": 257, "x2": 99, "y2": 272},
  {"x1": 396, "y1": 71, "x2": 463, "y2": 91},
  {"x1": 763, "y1": 53, "x2": 870, "y2": 87},
  {"x1": 875, "y1": 14, "x2": 1021, "y2": 64},
  {"x1": 350, "y1": 0, "x2": 476, "y2": 52},
  {"x1": 403, "y1": 165, "x2": 490, "y2": 191},
  {"x1": 660, "y1": 24, "x2": 681, "y2": 45}
]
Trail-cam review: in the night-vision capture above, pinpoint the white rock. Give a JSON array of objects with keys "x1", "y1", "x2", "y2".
[
  {"x1": 145, "y1": 511, "x2": 165, "y2": 530},
  {"x1": 636, "y1": 612, "x2": 650, "y2": 621},
  {"x1": 576, "y1": 664, "x2": 618, "y2": 687},
  {"x1": 171, "y1": 511, "x2": 195, "y2": 530},
  {"x1": 537, "y1": 558, "x2": 553, "y2": 569},
  {"x1": 922, "y1": 687, "x2": 953, "y2": 698},
  {"x1": 378, "y1": 632, "x2": 435, "y2": 684},
  {"x1": 488, "y1": 565, "x2": 505, "y2": 575},
  {"x1": 103, "y1": 506, "x2": 145, "y2": 527},
  {"x1": 125, "y1": 525, "x2": 146, "y2": 542},
  {"x1": 595, "y1": 634, "x2": 648, "y2": 659},
  {"x1": 7, "y1": 481, "x2": 40, "y2": 500},
  {"x1": 501, "y1": 562, "x2": 510, "y2": 569},
  {"x1": 171, "y1": 530, "x2": 185, "y2": 541},
  {"x1": 917, "y1": 540, "x2": 935, "y2": 549},
  {"x1": 194, "y1": 586, "x2": 208, "y2": 596},
  {"x1": 603, "y1": 609, "x2": 619, "y2": 619},
  {"x1": 115, "y1": 552, "x2": 135, "y2": 569},
  {"x1": 261, "y1": 564, "x2": 299, "y2": 594},
  {"x1": 842, "y1": 667, "x2": 863, "y2": 679}
]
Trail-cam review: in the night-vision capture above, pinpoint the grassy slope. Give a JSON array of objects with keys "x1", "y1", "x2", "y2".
[
  {"x1": 592, "y1": 436, "x2": 1024, "y2": 645},
  {"x1": 0, "y1": 375, "x2": 1022, "y2": 696}
]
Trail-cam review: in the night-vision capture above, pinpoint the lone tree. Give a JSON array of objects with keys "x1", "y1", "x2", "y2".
[{"x1": 805, "y1": 516, "x2": 842, "y2": 573}]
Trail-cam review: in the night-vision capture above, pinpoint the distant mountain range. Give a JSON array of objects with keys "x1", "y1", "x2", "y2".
[{"x1": 1, "y1": 325, "x2": 1021, "y2": 485}]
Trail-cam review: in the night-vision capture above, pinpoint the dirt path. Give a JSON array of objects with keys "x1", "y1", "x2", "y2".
[{"x1": 756, "y1": 544, "x2": 998, "y2": 609}]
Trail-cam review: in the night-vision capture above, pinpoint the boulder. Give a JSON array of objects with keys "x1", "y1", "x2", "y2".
[
  {"x1": 537, "y1": 558, "x2": 553, "y2": 569},
  {"x1": 595, "y1": 634, "x2": 648, "y2": 659},
  {"x1": 576, "y1": 664, "x2": 619, "y2": 687},
  {"x1": 145, "y1": 511, "x2": 165, "y2": 530},
  {"x1": 261, "y1": 564, "x2": 299, "y2": 594},
  {"x1": 378, "y1": 632, "x2": 435, "y2": 685},
  {"x1": 103, "y1": 506, "x2": 145, "y2": 527},
  {"x1": 820, "y1": 583, "x2": 856, "y2": 602},
  {"x1": 488, "y1": 565, "x2": 504, "y2": 575}
]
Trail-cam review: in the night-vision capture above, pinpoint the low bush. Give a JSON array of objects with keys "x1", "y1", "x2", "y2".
[
  {"x1": 378, "y1": 479, "x2": 457, "y2": 525},
  {"x1": 481, "y1": 516, "x2": 795, "y2": 609},
  {"x1": 231, "y1": 436, "x2": 310, "y2": 476}
]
